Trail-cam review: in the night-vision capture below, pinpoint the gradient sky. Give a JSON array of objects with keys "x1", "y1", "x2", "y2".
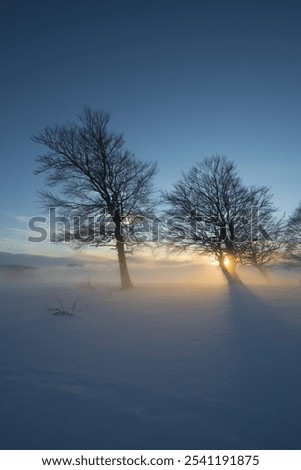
[{"x1": 1, "y1": 0, "x2": 301, "y2": 255}]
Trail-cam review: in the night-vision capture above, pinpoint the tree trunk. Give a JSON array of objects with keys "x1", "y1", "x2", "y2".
[
  {"x1": 220, "y1": 265, "x2": 241, "y2": 284},
  {"x1": 219, "y1": 255, "x2": 241, "y2": 284},
  {"x1": 112, "y1": 208, "x2": 134, "y2": 289},
  {"x1": 116, "y1": 240, "x2": 133, "y2": 289}
]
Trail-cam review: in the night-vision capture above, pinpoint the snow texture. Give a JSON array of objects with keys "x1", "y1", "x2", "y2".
[{"x1": 0, "y1": 263, "x2": 301, "y2": 450}]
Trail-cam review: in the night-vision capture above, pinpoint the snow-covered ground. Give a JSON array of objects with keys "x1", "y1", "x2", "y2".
[{"x1": 0, "y1": 262, "x2": 301, "y2": 450}]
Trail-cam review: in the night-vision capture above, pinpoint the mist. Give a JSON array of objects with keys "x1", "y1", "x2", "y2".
[{"x1": 1, "y1": 251, "x2": 301, "y2": 449}]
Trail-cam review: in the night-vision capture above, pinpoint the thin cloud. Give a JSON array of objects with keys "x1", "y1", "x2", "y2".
[
  {"x1": 0, "y1": 210, "x2": 29, "y2": 223},
  {"x1": 4, "y1": 227, "x2": 29, "y2": 236}
]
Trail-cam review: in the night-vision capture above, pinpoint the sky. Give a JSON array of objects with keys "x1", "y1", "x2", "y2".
[{"x1": 1, "y1": 0, "x2": 301, "y2": 256}]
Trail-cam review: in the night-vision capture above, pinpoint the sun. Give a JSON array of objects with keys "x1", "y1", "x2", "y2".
[{"x1": 223, "y1": 256, "x2": 232, "y2": 268}]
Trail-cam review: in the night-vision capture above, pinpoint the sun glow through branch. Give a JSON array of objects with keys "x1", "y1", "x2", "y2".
[{"x1": 223, "y1": 256, "x2": 234, "y2": 270}]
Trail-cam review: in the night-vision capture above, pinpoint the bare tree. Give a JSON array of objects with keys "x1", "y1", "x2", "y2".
[
  {"x1": 163, "y1": 155, "x2": 282, "y2": 282},
  {"x1": 33, "y1": 107, "x2": 157, "y2": 289},
  {"x1": 237, "y1": 186, "x2": 285, "y2": 276},
  {"x1": 285, "y1": 201, "x2": 301, "y2": 265}
]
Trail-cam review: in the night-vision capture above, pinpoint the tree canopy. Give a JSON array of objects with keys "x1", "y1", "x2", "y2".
[
  {"x1": 33, "y1": 107, "x2": 157, "y2": 288},
  {"x1": 286, "y1": 201, "x2": 301, "y2": 265},
  {"x1": 163, "y1": 155, "x2": 283, "y2": 281}
]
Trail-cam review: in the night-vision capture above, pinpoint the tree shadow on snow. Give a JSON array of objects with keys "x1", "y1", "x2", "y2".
[{"x1": 223, "y1": 281, "x2": 301, "y2": 448}]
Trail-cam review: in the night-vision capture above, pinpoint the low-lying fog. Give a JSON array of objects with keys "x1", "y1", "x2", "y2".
[{"x1": 0, "y1": 252, "x2": 300, "y2": 449}]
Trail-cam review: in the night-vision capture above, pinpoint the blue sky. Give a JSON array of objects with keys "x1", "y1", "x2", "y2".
[{"x1": 1, "y1": 0, "x2": 301, "y2": 255}]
